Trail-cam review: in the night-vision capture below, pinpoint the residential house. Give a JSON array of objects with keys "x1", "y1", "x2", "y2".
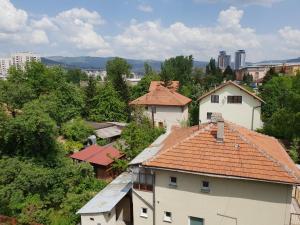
[
  {"x1": 198, "y1": 81, "x2": 264, "y2": 130},
  {"x1": 70, "y1": 144, "x2": 123, "y2": 180},
  {"x1": 78, "y1": 113, "x2": 300, "y2": 225},
  {"x1": 129, "y1": 81, "x2": 191, "y2": 130},
  {"x1": 130, "y1": 113, "x2": 300, "y2": 225}
]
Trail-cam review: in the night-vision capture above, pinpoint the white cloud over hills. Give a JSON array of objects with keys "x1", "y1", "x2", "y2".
[{"x1": 0, "y1": 0, "x2": 299, "y2": 62}]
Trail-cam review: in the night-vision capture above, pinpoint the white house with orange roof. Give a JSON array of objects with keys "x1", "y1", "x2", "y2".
[
  {"x1": 77, "y1": 113, "x2": 300, "y2": 225},
  {"x1": 198, "y1": 81, "x2": 264, "y2": 130},
  {"x1": 129, "y1": 81, "x2": 191, "y2": 130}
]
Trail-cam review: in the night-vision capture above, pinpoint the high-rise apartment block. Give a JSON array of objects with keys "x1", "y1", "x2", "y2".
[
  {"x1": 217, "y1": 51, "x2": 231, "y2": 70},
  {"x1": 0, "y1": 52, "x2": 40, "y2": 79},
  {"x1": 235, "y1": 50, "x2": 246, "y2": 69}
]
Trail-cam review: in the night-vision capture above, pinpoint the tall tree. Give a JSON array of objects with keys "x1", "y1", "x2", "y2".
[
  {"x1": 84, "y1": 76, "x2": 98, "y2": 117},
  {"x1": 160, "y1": 55, "x2": 193, "y2": 86},
  {"x1": 88, "y1": 82, "x2": 128, "y2": 122},
  {"x1": 223, "y1": 66, "x2": 235, "y2": 81},
  {"x1": 65, "y1": 69, "x2": 88, "y2": 85},
  {"x1": 106, "y1": 57, "x2": 131, "y2": 103}
]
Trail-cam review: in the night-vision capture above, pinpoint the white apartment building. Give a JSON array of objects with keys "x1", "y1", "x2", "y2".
[
  {"x1": 0, "y1": 52, "x2": 40, "y2": 79},
  {"x1": 0, "y1": 58, "x2": 12, "y2": 79},
  {"x1": 11, "y1": 52, "x2": 41, "y2": 69},
  {"x1": 198, "y1": 81, "x2": 264, "y2": 130}
]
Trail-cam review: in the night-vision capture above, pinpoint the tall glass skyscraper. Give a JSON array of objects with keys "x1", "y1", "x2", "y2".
[{"x1": 235, "y1": 50, "x2": 246, "y2": 69}]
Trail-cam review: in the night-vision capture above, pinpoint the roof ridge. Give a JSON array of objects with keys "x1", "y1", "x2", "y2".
[
  {"x1": 227, "y1": 123, "x2": 299, "y2": 182},
  {"x1": 145, "y1": 124, "x2": 213, "y2": 164}
]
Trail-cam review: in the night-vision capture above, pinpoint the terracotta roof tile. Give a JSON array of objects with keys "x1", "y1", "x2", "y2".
[
  {"x1": 149, "y1": 81, "x2": 179, "y2": 92},
  {"x1": 70, "y1": 144, "x2": 123, "y2": 166},
  {"x1": 144, "y1": 122, "x2": 300, "y2": 184},
  {"x1": 129, "y1": 85, "x2": 191, "y2": 106}
]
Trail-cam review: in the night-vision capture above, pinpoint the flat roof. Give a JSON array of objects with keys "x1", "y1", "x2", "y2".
[{"x1": 77, "y1": 172, "x2": 132, "y2": 214}]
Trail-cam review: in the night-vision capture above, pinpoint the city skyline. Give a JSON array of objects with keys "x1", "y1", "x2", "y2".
[{"x1": 0, "y1": 0, "x2": 299, "y2": 62}]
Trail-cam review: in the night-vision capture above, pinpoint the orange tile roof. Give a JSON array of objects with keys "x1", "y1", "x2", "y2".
[
  {"x1": 149, "y1": 81, "x2": 179, "y2": 92},
  {"x1": 144, "y1": 122, "x2": 300, "y2": 184},
  {"x1": 129, "y1": 85, "x2": 191, "y2": 106},
  {"x1": 197, "y1": 80, "x2": 265, "y2": 103}
]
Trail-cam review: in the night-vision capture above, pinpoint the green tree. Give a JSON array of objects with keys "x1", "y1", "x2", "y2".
[
  {"x1": 223, "y1": 66, "x2": 235, "y2": 81},
  {"x1": 243, "y1": 73, "x2": 253, "y2": 85},
  {"x1": 84, "y1": 76, "x2": 98, "y2": 117},
  {"x1": 262, "y1": 67, "x2": 278, "y2": 85},
  {"x1": 65, "y1": 69, "x2": 88, "y2": 85},
  {"x1": 106, "y1": 57, "x2": 131, "y2": 103},
  {"x1": 160, "y1": 55, "x2": 193, "y2": 87},
  {"x1": 3, "y1": 104, "x2": 58, "y2": 158},
  {"x1": 88, "y1": 82, "x2": 127, "y2": 122},
  {"x1": 289, "y1": 138, "x2": 299, "y2": 163},
  {"x1": 61, "y1": 118, "x2": 93, "y2": 142}
]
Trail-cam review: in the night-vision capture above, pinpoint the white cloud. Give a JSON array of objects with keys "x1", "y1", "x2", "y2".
[
  {"x1": 0, "y1": 0, "x2": 27, "y2": 32},
  {"x1": 113, "y1": 7, "x2": 260, "y2": 60},
  {"x1": 193, "y1": 0, "x2": 283, "y2": 6},
  {"x1": 137, "y1": 4, "x2": 153, "y2": 12},
  {"x1": 279, "y1": 26, "x2": 300, "y2": 47}
]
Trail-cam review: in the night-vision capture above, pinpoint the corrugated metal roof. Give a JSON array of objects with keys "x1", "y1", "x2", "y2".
[
  {"x1": 95, "y1": 126, "x2": 122, "y2": 139},
  {"x1": 77, "y1": 172, "x2": 132, "y2": 214},
  {"x1": 129, "y1": 132, "x2": 170, "y2": 165}
]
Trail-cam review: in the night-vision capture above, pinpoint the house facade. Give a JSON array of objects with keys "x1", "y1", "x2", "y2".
[
  {"x1": 198, "y1": 81, "x2": 264, "y2": 130},
  {"x1": 130, "y1": 81, "x2": 191, "y2": 130},
  {"x1": 78, "y1": 113, "x2": 300, "y2": 225},
  {"x1": 130, "y1": 114, "x2": 299, "y2": 225}
]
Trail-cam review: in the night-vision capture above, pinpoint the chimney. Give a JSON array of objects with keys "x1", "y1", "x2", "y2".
[{"x1": 211, "y1": 112, "x2": 224, "y2": 142}]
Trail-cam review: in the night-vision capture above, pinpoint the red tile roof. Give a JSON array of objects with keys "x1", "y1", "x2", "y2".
[
  {"x1": 70, "y1": 145, "x2": 123, "y2": 166},
  {"x1": 197, "y1": 80, "x2": 265, "y2": 103},
  {"x1": 129, "y1": 85, "x2": 191, "y2": 106},
  {"x1": 149, "y1": 81, "x2": 179, "y2": 92},
  {"x1": 144, "y1": 122, "x2": 300, "y2": 184}
]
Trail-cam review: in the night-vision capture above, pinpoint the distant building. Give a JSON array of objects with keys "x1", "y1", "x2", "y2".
[
  {"x1": 235, "y1": 50, "x2": 246, "y2": 69},
  {"x1": 198, "y1": 80, "x2": 264, "y2": 130},
  {"x1": 0, "y1": 58, "x2": 12, "y2": 79},
  {"x1": 0, "y1": 52, "x2": 40, "y2": 79},
  {"x1": 236, "y1": 66, "x2": 270, "y2": 83},
  {"x1": 129, "y1": 81, "x2": 191, "y2": 130},
  {"x1": 274, "y1": 63, "x2": 300, "y2": 76},
  {"x1": 217, "y1": 51, "x2": 231, "y2": 70}
]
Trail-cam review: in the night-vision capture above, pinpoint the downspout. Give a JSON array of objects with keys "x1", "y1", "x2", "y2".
[
  {"x1": 153, "y1": 170, "x2": 156, "y2": 225},
  {"x1": 251, "y1": 105, "x2": 261, "y2": 130}
]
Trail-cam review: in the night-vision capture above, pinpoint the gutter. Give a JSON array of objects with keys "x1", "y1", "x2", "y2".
[{"x1": 251, "y1": 105, "x2": 261, "y2": 130}]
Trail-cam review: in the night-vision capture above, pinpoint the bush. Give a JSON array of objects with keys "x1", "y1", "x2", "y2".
[{"x1": 61, "y1": 118, "x2": 93, "y2": 142}]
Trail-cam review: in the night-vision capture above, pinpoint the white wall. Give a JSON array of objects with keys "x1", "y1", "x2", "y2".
[
  {"x1": 81, "y1": 208, "x2": 116, "y2": 225},
  {"x1": 146, "y1": 105, "x2": 189, "y2": 130},
  {"x1": 153, "y1": 170, "x2": 292, "y2": 225},
  {"x1": 199, "y1": 84, "x2": 263, "y2": 130},
  {"x1": 132, "y1": 189, "x2": 154, "y2": 225}
]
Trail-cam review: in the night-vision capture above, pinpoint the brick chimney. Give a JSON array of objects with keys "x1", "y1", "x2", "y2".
[{"x1": 211, "y1": 112, "x2": 224, "y2": 142}]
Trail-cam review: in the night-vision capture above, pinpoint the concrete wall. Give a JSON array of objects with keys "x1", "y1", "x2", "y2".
[
  {"x1": 132, "y1": 189, "x2": 154, "y2": 225},
  {"x1": 199, "y1": 84, "x2": 263, "y2": 130},
  {"x1": 153, "y1": 170, "x2": 292, "y2": 225},
  {"x1": 146, "y1": 105, "x2": 189, "y2": 131},
  {"x1": 81, "y1": 208, "x2": 116, "y2": 225}
]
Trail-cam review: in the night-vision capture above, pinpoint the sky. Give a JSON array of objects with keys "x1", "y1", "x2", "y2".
[{"x1": 0, "y1": 0, "x2": 299, "y2": 62}]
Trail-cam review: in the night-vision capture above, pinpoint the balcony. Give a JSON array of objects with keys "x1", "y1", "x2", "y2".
[{"x1": 132, "y1": 172, "x2": 154, "y2": 192}]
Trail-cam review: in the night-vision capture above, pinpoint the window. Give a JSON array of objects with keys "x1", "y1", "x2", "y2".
[
  {"x1": 158, "y1": 122, "x2": 164, "y2": 128},
  {"x1": 227, "y1": 96, "x2": 242, "y2": 104},
  {"x1": 164, "y1": 211, "x2": 172, "y2": 222},
  {"x1": 201, "y1": 181, "x2": 210, "y2": 193},
  {"x1": 133, "y1": 172, "x2": 154, "y2": 191},
  {"x1": 169, "y1": 176, "x2": 177, "y2": 187},
  {"x1": 207, "y1": 112, "x2": 212, "y2": 120},
  {"x1": 90, "y1": 217, "x2": 94, "y2": 221},
  {"x1": 211, "y1": 95, "x2": 219, "y2": 103},
  {"x1": 140, "y1": 207, "x2": 148, "y2": 218},
  {"x1": 189, "y1": 217, "x2": 204, "y2": 225}
]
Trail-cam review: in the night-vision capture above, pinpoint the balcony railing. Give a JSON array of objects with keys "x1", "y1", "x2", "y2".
[{"x1": 133, "y1": 173, "x2": 154, "y2": 192}]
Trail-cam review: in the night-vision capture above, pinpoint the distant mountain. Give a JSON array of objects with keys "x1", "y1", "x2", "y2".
[
  {"x1": 42, "y1": 56, "x2": 207, "y2": 73},
  {"x1": 256, "y1": 57, "x2": 300, "y2": 64}
]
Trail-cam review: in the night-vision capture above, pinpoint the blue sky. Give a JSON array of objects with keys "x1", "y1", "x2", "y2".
[{"x1": 1, "y1": 0, "x2": 300, "y2": 62}]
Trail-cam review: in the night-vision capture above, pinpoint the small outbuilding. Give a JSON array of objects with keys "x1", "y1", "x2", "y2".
[{"x1": 70, "y1": 144, "x2": 124, "y2": 180}]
